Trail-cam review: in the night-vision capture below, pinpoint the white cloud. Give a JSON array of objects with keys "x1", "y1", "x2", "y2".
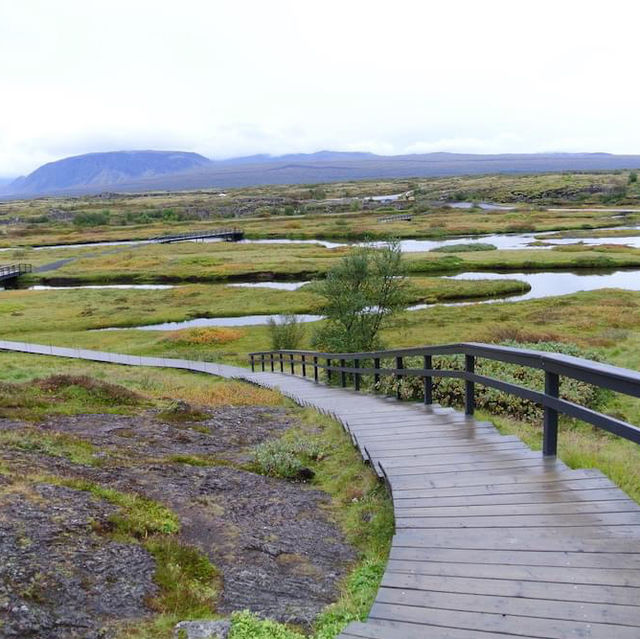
[{"x1": 1, "y1": 0, "x2": 639, "y2": 175}]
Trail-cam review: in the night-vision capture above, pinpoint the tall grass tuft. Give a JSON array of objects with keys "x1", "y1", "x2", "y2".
[{"x1": 268, "y1": 314, "x2": 305, "y2": 350}]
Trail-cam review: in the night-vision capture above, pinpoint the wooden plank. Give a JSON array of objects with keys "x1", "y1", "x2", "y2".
[
  {"x1": 393, "y1": 487, "x2": 631, "y2": 508},
  {"x1": 393, "y1": 527, "x2": 640, "y2": 549},
  {"x1": 339, "y1": 619, "x2": 510, "y2": 639},
  {"x1": 386, "y1": 558, "x2": 640, "y2": 586},
  {"x1": 384, "y1": 456, "x2": 557, "y2": 478},
  {"x1": 382, "y1": 570, "x2": 640, "y2": 605},
  {"x1": 375, "y1": 586, "x2": 640, "y2": 625},
  {"x1": 389, "y1": 546, "x2": 640, "y2": 569},
  {"x1": 395, "y1": 500, "x2": 640, "y2": 518},
  {"x1": 390, "y1": 473, "x2": 615, "y2": 499},
  {"x1": 395, "y1": 511, "x2": 640, "y2": 529},
  {"x1": 378, "y1": 450, "x2": 539, "y2": 468},
  {"x1": 368, "y1": 601, "x2": 640, "y2": 638},
  {"x1": 388, "y1": 465, "x2": 576, "y2": 490}
]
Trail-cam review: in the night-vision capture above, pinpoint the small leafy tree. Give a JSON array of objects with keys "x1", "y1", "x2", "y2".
[
  {"x1": 267, "y1": 314, "x2": 305, "y2": 350},
  {"x1": 311, "y1": 241, "x2": 407, "y2": 352},
  {"x1": 629, "y1": 171, "x2": 638, "y2": 184}
]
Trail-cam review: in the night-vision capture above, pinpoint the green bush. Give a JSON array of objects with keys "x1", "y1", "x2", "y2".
[
  {"x1": 230, "y1": 611, "x2": 304, "y2": 639},
  {"x1": 376, "y1": 341, "x2": 605, "y2": 423},
  {"x1": 267, "y1": 314, "x2": 306, "y2": 350},
  {"x1": 252, "y1": 436, "x2": 325, "y2": 480},
  {"x1": 73, "y1": 211, "x2": 110, "y2": 226}
]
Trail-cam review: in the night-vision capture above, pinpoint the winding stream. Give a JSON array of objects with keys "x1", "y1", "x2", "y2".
[{"x1": 99, "y1": 268, "x2": 640, "y2": 330}]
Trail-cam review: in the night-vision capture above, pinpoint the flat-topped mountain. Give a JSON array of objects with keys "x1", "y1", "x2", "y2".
[{"x1": 3, "y1": 150, "x2": 640, "y2": 197}]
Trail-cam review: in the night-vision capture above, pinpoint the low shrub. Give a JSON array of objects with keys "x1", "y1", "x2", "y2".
[
  {"x1": 376, "y1": 341, "x2": 605, "y2": 423},
  {"x1": 268, "y1": 314, "x2": 305, "y2": 350},
  {"x1": 251, "y1": 436, "x2": 325, "y2": 480}
]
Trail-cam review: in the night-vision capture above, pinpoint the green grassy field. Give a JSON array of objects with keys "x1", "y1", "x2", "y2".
[{"x1": 1, "y1": 170, "x2": 639, "y2": 248}]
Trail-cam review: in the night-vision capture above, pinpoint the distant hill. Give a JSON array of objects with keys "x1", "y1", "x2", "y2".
[
  {"x1": 4, "y1": 150, "x2": 212, "y2": 196},
  {"x1": 3, "y1": 150, "x2": 640, "y2": 198}
]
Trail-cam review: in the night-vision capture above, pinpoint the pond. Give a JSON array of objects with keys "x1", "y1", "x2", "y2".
[{"x1": 407, "y1": 268, "x2": 640, "y2": 310}]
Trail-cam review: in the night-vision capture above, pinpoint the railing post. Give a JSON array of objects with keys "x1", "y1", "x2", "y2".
[
  {"x1": 543, "y1": 371, "x2": 559, "y2": 456},
  {"x1": 301, "y1": 354, "x2": 306, "y2": 377},
  {"x1": 261, "y1": 354, "x2": 265, "y2": 372},
  {"x1": 327, "y1": 358, "x2": 332, "y2": 383},
  {"x1": 354, "y1": 358, "x2": 360, "y2": 391},
  {"x1": 290, "y1": 354, "x2": 295, "y2": 375},
  {"x1": 396, "y1": 356, "x2": 404, "y2": 399},
  {"x1": 313, "y1": 356, "x2": 318, "y2": 383},
  {"x1": 465, "y1": 354, "x2": 475, "y2": 416},
  {"x1": 279, "y1": 353, "x2": 284, "y2": 372},
  {"x1": 250, "y1": 354, "x2": 255, "y2": 372},
  {"x1": 424, "y1": 354, "x2": 433, "y2": 405},
  {"x1": 340, "y1": 359, "x2": 346, "y2": 388},
  {"x1": 270, "y1": 353, "x2": 275, "y2": 372},
  {"x1": 374, "y1": 357, "x2": 380, "y2": 387}
]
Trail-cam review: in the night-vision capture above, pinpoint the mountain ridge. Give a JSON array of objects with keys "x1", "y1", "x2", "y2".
[{"x1": 3, "y1": 149, "x2": 640, "y2": 198}]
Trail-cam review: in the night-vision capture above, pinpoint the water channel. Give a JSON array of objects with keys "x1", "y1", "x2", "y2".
[{"x1": 99, "y1": 268, "x2": 640, "y2": 330}]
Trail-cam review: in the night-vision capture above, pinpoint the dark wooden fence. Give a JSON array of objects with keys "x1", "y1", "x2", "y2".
[{"x1": 250, "y1": 343, "x2": 640, "y2": 457}]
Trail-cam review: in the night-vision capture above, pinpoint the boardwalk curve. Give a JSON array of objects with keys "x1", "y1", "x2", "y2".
[{"x1": 1, "y1": 339, "x2": 640, "y2": 637}]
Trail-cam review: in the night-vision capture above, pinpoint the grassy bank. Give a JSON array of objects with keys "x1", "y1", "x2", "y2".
[
  {"x1": 22, "y1": 240, "x2": 640, "y2": 286},
  {"x1": 0, "y1": 277, "x2": 530, "y2": 335}
]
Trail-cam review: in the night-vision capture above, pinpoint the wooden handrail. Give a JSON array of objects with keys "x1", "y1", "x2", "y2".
[{"x1": 249, "y1": 343, "x2": 640, "y2": 456}]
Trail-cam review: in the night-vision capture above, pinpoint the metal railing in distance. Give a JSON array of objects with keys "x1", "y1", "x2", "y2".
[
  {"x1": 0, "y1": 263, "x2": 32, "y2": 279},
  {"x1": 150, "y1": 228, "x2": 243, "y2": 243},
  {"x1": 249, "y1": 343, "x2": 640, "y2": 457}
]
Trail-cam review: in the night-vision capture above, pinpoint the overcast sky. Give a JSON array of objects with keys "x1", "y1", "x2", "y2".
[{"x1": 1, "y1": 0, "x2": 639, "y2": 176}]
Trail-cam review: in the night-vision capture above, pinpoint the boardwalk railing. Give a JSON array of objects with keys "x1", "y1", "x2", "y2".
[
  {"x1": 250, "y1": 343, "x2": 640, "y2": 457},
  {"x1": 0, "y1": 263, "x2": 32, "y2": 281},
  {"x1": 377, "y1": 213, "x2": 413, "y2": 223},
  {"x1": 150, "y1": 228, "x2": 244, "y2": 244}
]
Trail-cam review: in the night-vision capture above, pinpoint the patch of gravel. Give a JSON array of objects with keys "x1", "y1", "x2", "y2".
[
  {"x1": 33, "y1": 406, "x2": 296, "y2": 463},
  {"x1": 0, "y1": 483, "x2": 156, "y2": 638}
]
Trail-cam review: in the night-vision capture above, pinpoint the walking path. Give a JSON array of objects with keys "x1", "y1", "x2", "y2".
[{"x1": 1, "y1": 340, "x2": 640, "y2": 638}]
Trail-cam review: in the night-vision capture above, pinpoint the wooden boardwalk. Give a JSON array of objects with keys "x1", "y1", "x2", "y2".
[{"x1": 1, "y1": 340, "x2": 640, "y2": 637}]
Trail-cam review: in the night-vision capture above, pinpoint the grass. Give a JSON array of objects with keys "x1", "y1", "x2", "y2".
[
  {"x1": 0, "y1": 429, "x2": 98, "y2": 464},
  {"x1": 2, "y1": 170, "x2": 639, "y2": 248},
  {"x1": 0, "y1": 276, "x2": 534, "y2": 338},
  {"x1": 0, "y1": 374, "x2": 144, "y2": 420},
  {"x1": 0, "y1": 351, "x2": 284, "y2": 408},
  {"x1": 58, "y1": 477, "x2": 180, "y2": 539},
  {"x1": 21, "y1": 239, "x2": 640, "y2": 289},
  {"x1": 430, "y1": 242, "x2": 497, "y2": 252}
]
